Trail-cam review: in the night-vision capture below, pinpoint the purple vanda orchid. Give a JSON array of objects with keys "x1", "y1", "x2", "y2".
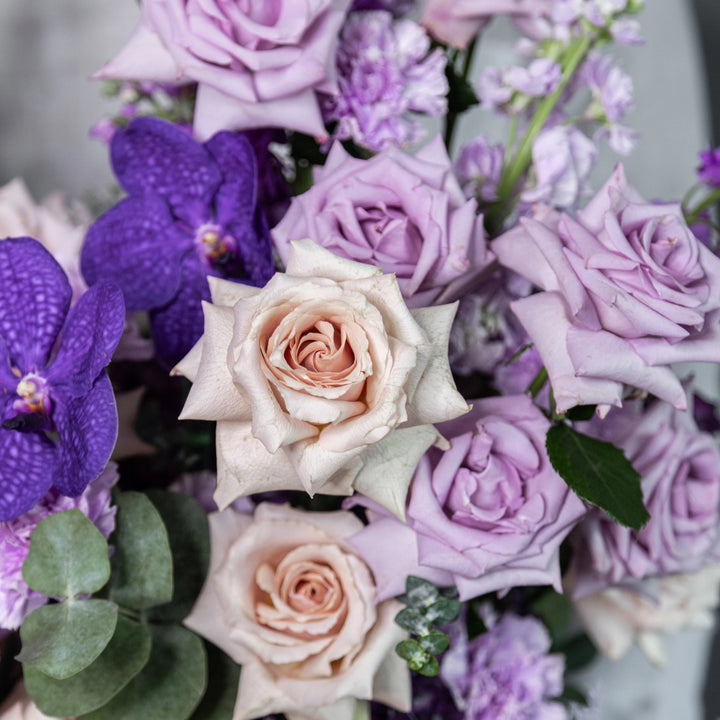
[
  {"x1": 0, "y1": 237, "x2": 125, "y2": 521},
  {"x1": 81, "y1": 117, "x2": 275, "y2": 367}
]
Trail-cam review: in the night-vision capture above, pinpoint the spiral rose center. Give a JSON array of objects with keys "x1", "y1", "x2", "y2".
[
  {"x1": 357, "y1": 205, "x2": 423, "y2": 272},
  {"x1": 290, "y1": 321, "x2": 355, "y2": 374}
]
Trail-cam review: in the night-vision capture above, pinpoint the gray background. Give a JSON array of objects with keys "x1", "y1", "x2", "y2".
[{"x1": 0, "y1": 1, "x2": 716, "y2": 718}]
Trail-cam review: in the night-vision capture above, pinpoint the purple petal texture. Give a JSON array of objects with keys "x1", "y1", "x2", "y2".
[
  {"x1": 53, "y1": 372, "x2": 118, "y2": 497},
  {"x1": 149, "y1": 254, "x2": 210, "y2": 368},
  {"x1": 111, "y1": 116, "x2": 221, "y2": 226},
  {"x1": 47, "y1": 280, "x2": 126, "y2": 397},
  {"x1": 0, "y1": 237, "x2": 71, "y2": 370},
  {"x1": 0, "y1": 427, "x2": 58, "y2": 521},
  {"x1": 81, "y1": 195, "x2": 192, "y2": 311},
  {"x1": 204, "y1": 131, "x2": 258, "y2": 228}
]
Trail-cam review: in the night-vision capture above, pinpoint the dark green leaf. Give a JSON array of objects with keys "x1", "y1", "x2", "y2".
[
  {"x1": 566, "y1": 405, "x2": 597, "y2": 422},
  {"x1": 110, "y1": 492, "x2": 174, "y2": 611},
  {"x1": 466, "y1": 602, "x2": 488, "y2": 640},
  {"x1": 397, "y1": 576, "x2": 440, "y2": 608},
  {"x1": 530, "y1": 590, "x2": 573, "y2": 644},
  {"x1": 425, "y1": 597, "x2": 461, "y2": 626},
  {"x1": 554, "y1": 633, "x2": 598, "y2": 673},
  {"x1": 418, "y1": 630, "x2": 449, "y2": 655},
  {"x1": 561, "y1": 684, "x2": 589, "y2": 706},
  {"x1": 189, "y1": 642, "x2": 241, "y2": 720},
  {"x1": 394, "y1": 608, "x2": 429, "y2": 636},
  {"x1": 25, "y1": 616, "x2": 151, "y2": 717},
  {"x1": 81, "y1": 625, "x2": 207, "y2": 720},
  {"x1": 417, "y1": 656, "x2": 440, "y2": 677},
  {"x1": 22, "y1": 509, "x2": 110, "y2": 598},
  {"x1": 18, "y1": 600, "x2": 117, "y2": 680},
  {"x1": 546, "y1": 423, "x2": 650, "y2": 530},
  {"x1": 395, "y1": 639, "x2": 428, "y2": 670},
  {"x1": 445, "y1": 65, "x2": 480, "y2": 115},
  {"x1": 145, "y1": 491, "x2": 210, "y2": 623}
]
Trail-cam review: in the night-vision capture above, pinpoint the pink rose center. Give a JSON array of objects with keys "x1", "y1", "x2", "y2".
[{"x1": 290, "y1": 321, "x2": 355, "y2": 375}]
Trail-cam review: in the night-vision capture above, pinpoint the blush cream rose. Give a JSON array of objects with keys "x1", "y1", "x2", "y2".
[
  {"x1": 174, "y1": 239, "x2": 468, "y2": 516},
  {"x1": 184, "y1": 503, "x2": 410, "y2": 720}
]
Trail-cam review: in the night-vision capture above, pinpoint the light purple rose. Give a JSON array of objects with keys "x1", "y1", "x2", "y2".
[
  {"x1": 492, "y1": 164, "x2": 720, "y2": 414},
  {"x1": 441, "y1": 612, "x2": 566, "y2": 720},
  {"x1": 94, "y1": 0, "x2": 352, "y2": 139},
  {"x1": 0, "y1": 464, "x2": 118, "y2": 630},
  {"x1": 570, "y1": 398, "x2": 720, "y2": 598},
  {"x1": 350, "y1": 395, "x2": 586, "y2": 601},
  {"x1": 272, "y1": 137, "x2": 491, "y2": 307},
  {"x1": 419, "y1": 0, "x2": 554, "y2": 49}
]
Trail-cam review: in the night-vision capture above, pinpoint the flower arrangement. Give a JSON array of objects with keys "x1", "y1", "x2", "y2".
[{"x1": 1, "y1": 1, "x2": 720, "y2": 719}]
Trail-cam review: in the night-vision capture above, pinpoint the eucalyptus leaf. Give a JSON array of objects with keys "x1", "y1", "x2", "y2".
[
  {"x1": 22, "y1": 509, "x2": 110, "y2": 598},
  {"x1": 417, "y1": 656, "x2": 440, "y2": 677},
  {"x1": 24, "y1": 616, "x2": 151, "y2": 717},
  {"x1": 18, "y1": 600, "x2": 118, "y2": 680},
  {"x1": 395, "y1": 639, "x2": 427, "y2": 670},
  {"x1": 394, "y1": 608, "x2": 429, "y2": 636},
  {"x1": 425, "y1": 597, "x2": 461, "y2": 626},
  {"x1": 397, "y1": 576, "x2": 440, "y2": 608},
  {"x1": 418, "y1": 630, "x2": 449, "y2": 655},
  {"x1": 110, "y1": 492, "x2": 173, "y2": 611},
  {"x1": 189, "y1": 642, "x2": 241, "y2": 720},
  {"x1": 546, "y1": 423, "x2": 650, "y2": 530},
  {"x1": 81, "y1": 625, "x2": 207, "y2": 720},
  {"x1": 145, "y1": 491, "x2": 210, "y2": 623}
]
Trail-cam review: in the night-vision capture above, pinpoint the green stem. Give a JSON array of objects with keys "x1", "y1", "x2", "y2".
[
  {"x1": 486, "y1": 35, "x2": 593, "y2": 235},
  {"x1": 685, "y1": 187, "x2": 720, "y2": 224},
  {"x1": 444, "y1": 38, "x2": 479, "y2": 153},
  {"x1": 527, "y1": 366, "x2": 548, "y2": 399}
]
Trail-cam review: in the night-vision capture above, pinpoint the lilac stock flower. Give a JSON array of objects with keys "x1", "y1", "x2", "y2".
[
  {"x1": 0, "y1": 238, "x2": 124, "y2": 521},
  {"x1": 352, "y1": 0, "x2": 415, "y2": 16},
  {"x1": 492, "y1": 164, "x2": 720, "y2": 414},
  {"x1": 350, "y1": 395, "x2": 586, "y2": 600},
  {"x1": 0, "y1": 463, "x2": 117, "y2": 630},
  {"x1": 523, "y1": 125, "x2": 597, "y2": 209},
  {"x1": 454, "y1": 136, "x2": 504, "y2": 202},
  {"x1": 570, "y1": 398, "x2": 720, "y2": 597},
  {"x1": 323, "y1": 12, "x2": 448, "y2": 152},
  {"x1": 698, "y1": 146, "x2": 720, "y2": 187},
  {"x1": 479, "y1": 59, "x2": 562, "y2": 112},
  {"x1": 441, "y1": 613, "x2": 566, "y2": 720},
  {"x1": 81, "y1": 117, "x2": 274, "y2": 367}
]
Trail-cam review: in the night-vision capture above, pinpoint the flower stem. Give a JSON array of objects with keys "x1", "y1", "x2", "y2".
[{"x1": 444, "y1": 37, "x2": 479, "y2": 153}]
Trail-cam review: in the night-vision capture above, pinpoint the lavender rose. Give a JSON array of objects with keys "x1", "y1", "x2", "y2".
[
  {"x1": 350, "y1": 395, "x2": 586, "y2": 600},
  {"x1": 492, "y1": 164, "x2": 720, "y2": 413},
  {"x1": 94, "y1": 0, "x2": 352, "y2": 139},
  {"x1": 570, "y1": 398, "x2": 720, "y2": 597},
  {"x1": 272, "y1": 137, "x2": 490, "y2": 308}
]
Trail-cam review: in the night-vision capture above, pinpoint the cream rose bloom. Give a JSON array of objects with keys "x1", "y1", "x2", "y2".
[
  {"x1": 0, "y1": 178, "x2": 89, "y2": 302},
  {"x1": 184, "y1": 503, "x2": 411, "y2": 720},
  {"x1": 573, "y1": 566, "x2": 720, "y2": 666},
  {"x1": 174, "y1": 240, "x2": 468, "y2": 516}
]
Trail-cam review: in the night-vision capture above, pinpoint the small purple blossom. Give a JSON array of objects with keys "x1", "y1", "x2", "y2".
[
  {"x1": 454, "y1": 136, "x2": 505, "y2": 202},
  {"x1": 0, "y1": 238, "x2": 124, "y2": 521},
  {"x1": 323, "y1": 12, "x2": 448, "y2": 152},
  {"x1": 698, "y1": 146, "x2": 720, "y2": 187},
  {"x1": 81, "y1": 117, "x2": 275, "y2": 367},
  {"x1": 0, "y1": 463, "x2": 118, "y2": 629},
  {"x1": 523, "y1": 125, "x2": 597, "y2": 209},
  {"x1": 441, "y1": 613, "x2": 567, "y2": 720},
  {"x1": 479, "y1": 59, "x2": 562, "y2": 112}
]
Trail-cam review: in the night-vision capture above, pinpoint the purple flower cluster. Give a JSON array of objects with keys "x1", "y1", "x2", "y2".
[
  {"x1": 479, "y1": 59, "x2": 562, "y2": 112},
  {"x1": 454, "y1": 136, "x2": 505, "y2": 203},
  {"x1": 441, "y1": 613, "x2": 566, "y2": 720},
  {"x1": 323, "y1": 11, "x2": 448, "y2": 152},
  {"x1": 0, "y1": 238, "x2": 124, "y2": 521},
  {"x1": 82, "y1": 117, "x2": 275, "y2": 367},
  {"x1": 698, "y1": 146, "x2": 720, "y2": 187},
  {"x1": 0, "y1": 464, "x2": 117, "y2": 629}
]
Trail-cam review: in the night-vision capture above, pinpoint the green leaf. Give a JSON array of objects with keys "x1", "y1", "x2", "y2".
[
  {"x1": 189, "y1": 642, "x2": 240, "y2": 720},
  {"x1": 561, "y1": 683, "x2": 589, "y2": 706},
  {"x1": 445, "y1": 64, "x2": 479, "y2": 115},
  {"x1": 24, "y1": 616, "x2": 151, "y2": 717},
  {"x1": 81, "y1": 625, "x2": 207, "y2": 720},
  {"x1": 425, "y1": 597, "x2": 461, "y2": 626},
  {"x1": 394, "y1": 608, "x2": 429, "y2": 636},
  {"x1": 397, "y1": 576, "x2": 440, "y2": 608},
  {"x1": 395, "y1": 639, "x2": 428, "y2": 670},
  {"x1": 546, "y1": 423, "x2": 650, "y2": 530},
  {"x1": 417, "y1": 656, "x2": 440, "y2": 677},
  {"x1": 565, "y1": 405, "x2": 597, "y2": 422},
  {"x1": 110, "y1": 492, "x2": 174, "y2": 611},
  {"x1": 530, "y1": 590, "x2": 573, "y2": 644},
  {"x1": 18, "y1": 600, "x2": 118, "y2": 680},
  {"x1": 145, "y1": 491, "x2": 210, "y2": 623},
  {"x1": 554, "y1": 633, "x2": 598, "y2": 673},
  {"x1": 418, "y1": 630, "x2": 449, "y2": 655},
  {"x1": 22, "y1": 509, "x2": 110, "y2": 598}
]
